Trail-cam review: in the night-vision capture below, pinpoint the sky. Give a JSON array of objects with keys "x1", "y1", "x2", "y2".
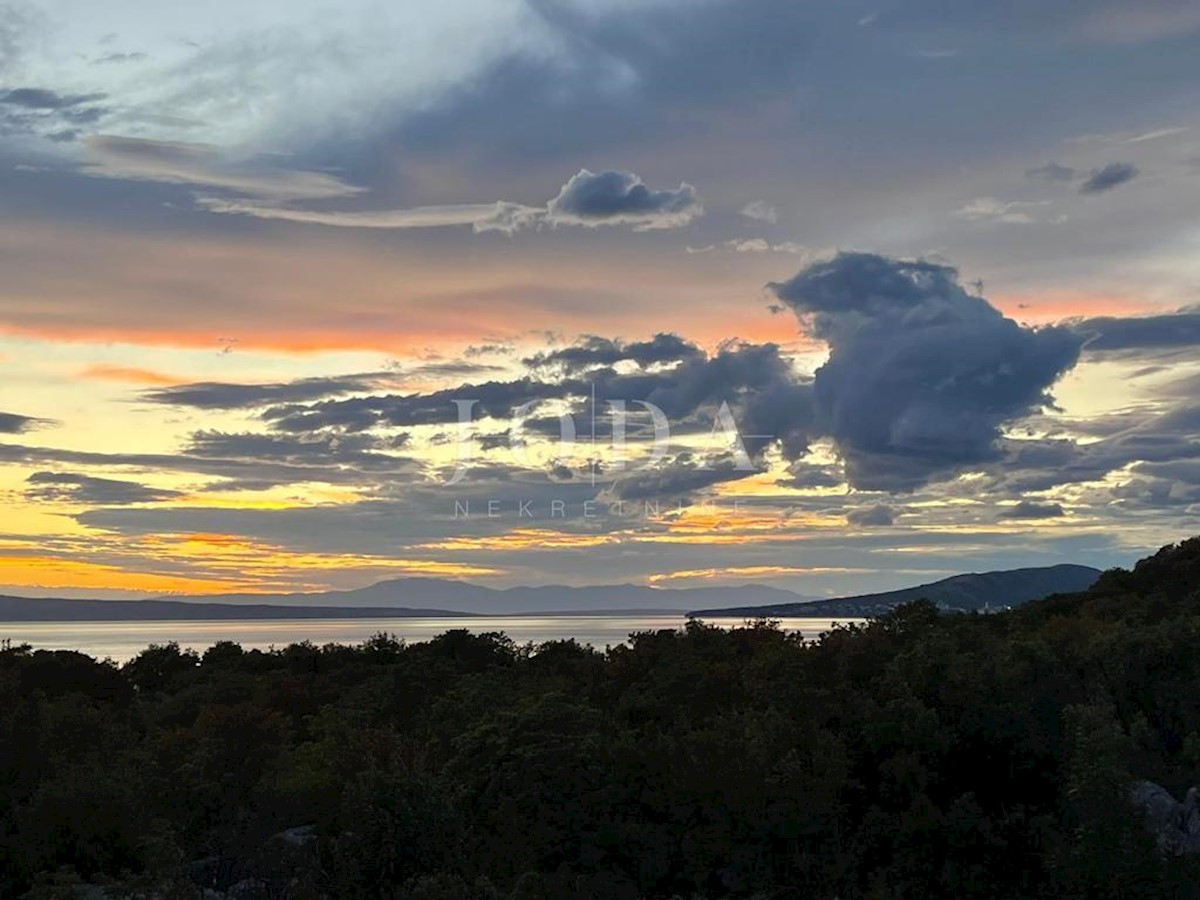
[{"x1": 1, "y1": 0, "x2": 1199, "y2": 600}]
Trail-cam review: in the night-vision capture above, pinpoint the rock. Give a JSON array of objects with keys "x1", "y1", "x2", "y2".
[{"x1": 1130, "y1": 780, "x2": 1200, "y2": 855}]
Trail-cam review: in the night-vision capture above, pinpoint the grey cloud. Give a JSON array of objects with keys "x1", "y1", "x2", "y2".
[
  {"x1": 0, "y1": 86, "x2": 109, "y2": 140},
  {"x1": 524, "y1": 333, "x2": 703, "y2": 373},
  {"x1": 25, "y1": 471, "x2": 181, "y2": 505},
  {"x1": 606, "y1": 454, "x2": 749, "y2": 502},
  {"x1": 1132, "y1": 460, "x2": 1200, "y2": 485},
  {"x1": 1073, "y1": 311, "x2": 1200, "y2": 352},
  {"x1": 986, "y1": 401, "x2": 1200, "y2": 495},
  {"x1": 248, "y1": 252, "x2": 1129, "y2": 500},
  {"x1": 0, "y1": 411, "x2": 53, "y2": 434},
  {"x1": 1109, "y1": 477, "x2": 1200, "y2": 511},
  {"x1": 0, "y1": 439, "x2": 414, "y2": 491},
  {"x1": 264, "y1": 376, "x2": 571, "y2": 432},
  {"x1": 464, "y1": 343, "x2": 516, "y2": 358},
  {"x1": 142, "y1": 374, "x2": 378, "y2": 410},
  {"x1": 200, "y1": 167, "x2": 703, "y2": 234},
  {"x1": 777, "y1": 460, "x2": 844, "y2": 490},
  {"x1": 1, "y1": 88, "x2": 105, "y2": 110},
  {"x1": 396, "y1": 361, "x2": 506, "y2": 381},
  {"x1": 477, "y1": 431, "x2": 511, "y2": 451},
  {"x1": 846, "y1": 504, "x2": 897, "y2": 527},
  {"x1": 1026, "y1": 161, "x2": 1075, "y2": 182},
  {"x1": 1079, "y1": 161, "x2": 1139, "y2": 194},
  {"x1": 770, "y1": 252, "x2": 1083, "y2": 491},
  {"x1": 184, "y1": 430, "x2": 412, "y2": 470},
  {"x1": 92, "y1": 52, "x2": 147, "y2": 65},
  {"x1": 545, "y1": 169, "x2": 702, "y2": 230},
  {"x1": 264, "y1": 341, "x2": 813, "y2": 464},
  {"x1": 999, "y1": 500, "x2": 1065, "y2": 519}
]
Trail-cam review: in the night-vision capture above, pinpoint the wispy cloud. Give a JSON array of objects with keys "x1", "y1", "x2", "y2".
[
  {"x1": 739, "y1": 200, "x2": 778, "y2": 224},
  {"x1": 1026, "y1": 161, "x2": 1076, "y2": 182},
  {"x1": 83, "y1": 135, "x2": 362, "y2": 202},
  {"x1": 199, "y1": 168, "x2": 703, "y2": 234},
  {"x1": 956, "y1": 197, "x2": 1059, "y2": 225}
]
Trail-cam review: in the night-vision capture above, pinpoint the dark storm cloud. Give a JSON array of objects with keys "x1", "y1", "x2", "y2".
[
  {"x1": 142, "y1": 375, "x2": 378, "y2": 410},
  {"x1": 0, "y1": 411, "x2": 52, "y2": 434},
  {"x1": 1073, "y1": 311, "x2": 1200, "y2": 352},
  {"x1": 245, "y1": 253, "x2": 1111, "y2": 498},
  {"x1": 545, "y1": 169, "x2": 702, "y2": 230},
  {"x1": 25, "y1": 471, "x2": 181, "y2": 505},
  {"x1": 770, "y1": 253, "x2": 1083, "y2": 491},
  {"x1": 846, "y1": 504, "x2": 897, "y2": 527},
  {"x1": 999, "y1": 500, "x2": 1065, "y2": 519},
  {"x1": 1079, "y1": 162, "x2": 1139, "y2": 194},
  {"x1": 1026, "y1": 161, "x2": 1075, "y2": 182}
]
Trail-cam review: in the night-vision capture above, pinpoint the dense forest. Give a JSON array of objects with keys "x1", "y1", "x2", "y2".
[{"x1": 5, "y1": 539, "x2": 1200, "y2": 899}]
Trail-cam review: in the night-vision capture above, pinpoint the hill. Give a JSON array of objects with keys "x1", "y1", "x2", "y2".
[{"x1": 689, "y1": 563, "x2": 1102, "y2": 618}]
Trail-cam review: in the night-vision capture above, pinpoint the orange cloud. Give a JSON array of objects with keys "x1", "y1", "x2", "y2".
[
  {"x1": 80, "y1": 364, "x2": 187, "y2": 386},
  {"x1": 648, "y1": 564, "x2": 860, "y2": 584}
]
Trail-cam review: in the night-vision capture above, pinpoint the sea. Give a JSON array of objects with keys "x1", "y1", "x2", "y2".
[{"x1": 0, "y1": 615, "x2": 864, "y2": 663}]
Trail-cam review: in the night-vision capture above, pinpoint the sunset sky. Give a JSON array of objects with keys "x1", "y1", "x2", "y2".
[{"x1": 1, "y1": 0, "x2": 1199, "y2": 599}]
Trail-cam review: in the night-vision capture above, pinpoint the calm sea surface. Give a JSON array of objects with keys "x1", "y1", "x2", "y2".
[{"x1": 0, "y1": 616, "x2": 864, "y2": 662}]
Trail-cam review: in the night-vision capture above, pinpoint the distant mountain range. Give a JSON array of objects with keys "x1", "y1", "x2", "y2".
[
  {"x1": 688, "y1": 564, "x2": 1102, "y2": 618},
  {"x1": 0, "y1": 566, "x2": 1104, "y2": 622},
  {"x1": 0, "y1": 595, "x2": 474, "y2": 622},
  {"x1": 155, "y1": 579, "x2": 812, "y2": 615},
  {"x1": 0, "y1": 580, "x2": 811, "y2": 621}
]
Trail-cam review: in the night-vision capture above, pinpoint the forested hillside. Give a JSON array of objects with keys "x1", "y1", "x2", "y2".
[{"x1": 4, "y1": 539, "x2": 1200, "y2": 898}]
